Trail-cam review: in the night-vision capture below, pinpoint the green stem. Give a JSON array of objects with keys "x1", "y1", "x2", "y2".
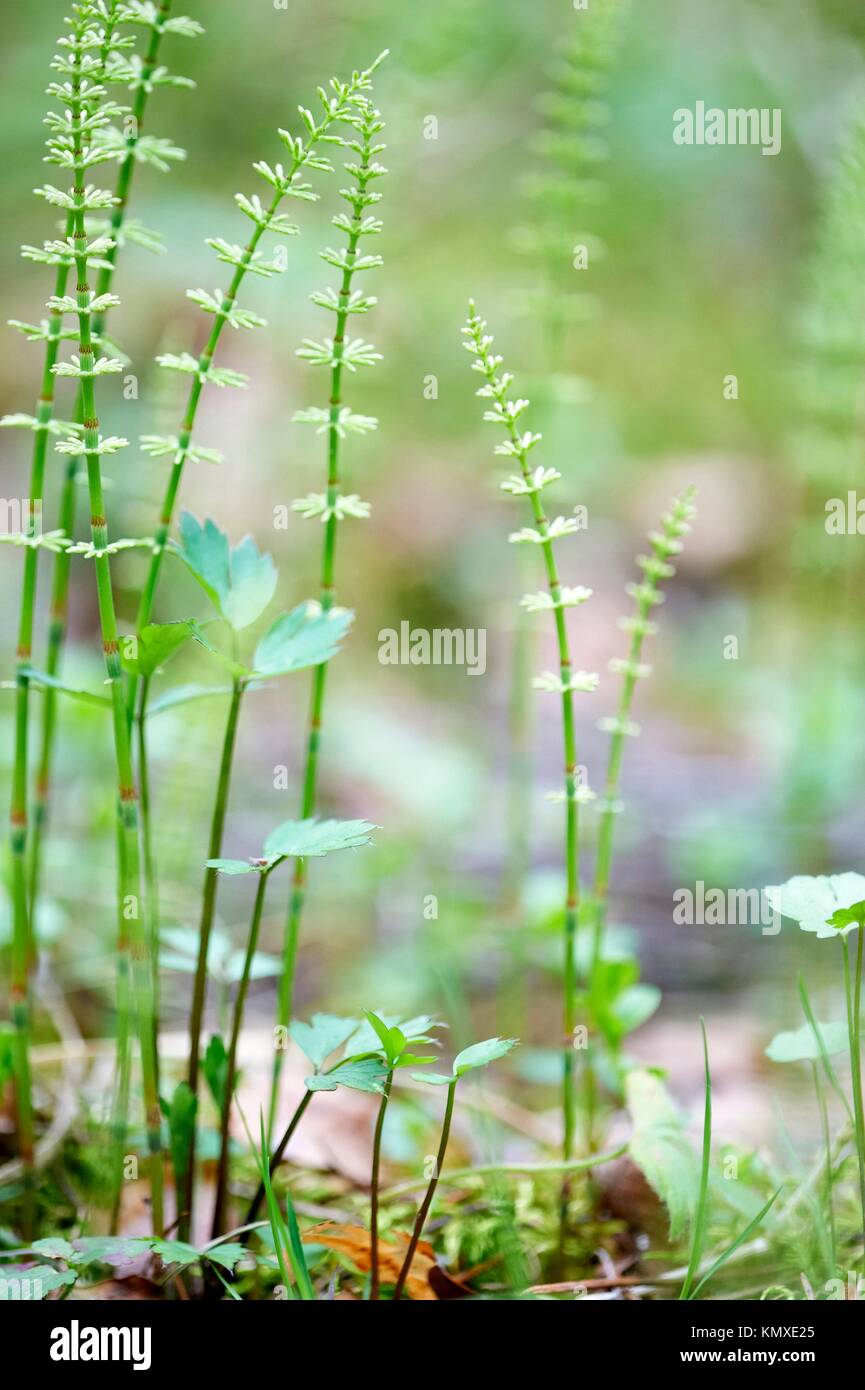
[
  {"x1": 180, "y1": 678, "x2": 244, "y2": 1240},
  {"x1": 811, "y1": 1061, "x2": 836, "y2": 1274},
  {"x1": 842, "y1": 931, "x2": 865, "y2": 1270},
  {"x1": 212, "y1": 868, "x2": 270, "y2": 1239},
  {"x1": 473, "y1": 343, "x2": 580, "y2": 1163},
  {"x1": 29, "y1": 0, "x2": 179, "y2": 914},
  {"x1": 369, "y1": 1068, "x2": 393, "y2": 1300},
  {"x1": 7, "y1": 190, "x2": 75, "y2": 1246},
  {"x1": 125, "y1": 70, "x2": 379, "y2": 721},
  {"x1": 380, "y1": 1144, "x2": 628, "y2": 1201},
  {"x1": 137, "y1": 674, "x2": 160, "y2": 1088},
  {"x1": 269, "y1": 109, "x2": 381, "y2": 1137},
  {"x1": 68, "y1": 55, "x2": 163, "y2": 1238},
  {"x1": 246, "y1": 1089, "x2": 315, "y2": 1228},
  {"x1": 392, "y1": 1080, "x2": 456, "y2": 1300}
]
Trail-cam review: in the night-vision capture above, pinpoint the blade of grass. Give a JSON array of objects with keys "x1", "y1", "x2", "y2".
[{"x1": 679, "y1": 1017, "x2": 711, "y2": 1300}]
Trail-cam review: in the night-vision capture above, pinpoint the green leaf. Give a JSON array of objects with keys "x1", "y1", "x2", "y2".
[
  {"x1": 609, "y1": 984, "x2": 662, "y2": 1041},
  {"x1": 146, "y1": 682, "x2": 236, "y2": 717},
  {"x1": 363, "y1": 1009, "x2": 396, "y2": 1060},
  {"x1": 203, "y1": 1035, "x2": 229, "y2": 1114},
  {"x1": 150, "y1": 1237, "x2": 202, "y2": 1267},
  {"x1": 253, "y1": 602, "x2": 353, "y2": 675},
  {"x1": 626, "y1": 1068, "x2": 699, "y2": 1241},
  {"x1": 764, "y1": 873, "x2": 865, "y2": 938},
  {"x1": 394, "y1": 1052, "x2": 436, "y2": 1069},
  {"x1": 19, "y1": 666, "x2": 110, "y2": 707},
  {"x1": 204, "y1": 1242, "x2": 248, "y2": 1273},
  {"x1": 121, "y1": 619, "x2": 213, "y2": 679},
  {"x1": 766, "y1": 1020, "x2": 849, "y2": 1063},
  {"x1": 262, "y1": 817, "x2": 377, "y2": 860},
  {"x1": 164, "y1": 1081, "x2": 197, "y2": 1199},
  {"x1": 176, "y1": 512, "x2": 277, "y2": 630},
  {"x1": 31, "y1": 1236, "x2": 76, "y2": 1261},
  {"x1": 305, "y1": 1057, "x2": 388, "y2": 1094},
  {"x1": 72, "y1": 1236, "x2": 149, "y2": 1266},
  {"x1": 0, "y1": 1266, "x2": 76, "y2": 1299},
  {"x1": 206, "y1": 858, "x2": 259, "y2": 875},
  {"x1": 290, "y1": 1013, "x2": 359, "y2": 1069},
  {"x1": 452, "y1": 1037, "x2": 518, "y2": 1076},
  {"x1": 411, "y1": 1072, "x2": 454, "y2": 1086}
]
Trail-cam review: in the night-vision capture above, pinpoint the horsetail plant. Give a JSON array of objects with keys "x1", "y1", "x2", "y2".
[
  {"x1": 126, "y1": 52, "x2": 387, "y2": 726},
  {"x1": 1, "y1": 0, "x2": 131, "y2": 1229},
  {"x1": 269, "y1": 94, "x2": 386, "y2": 1137},
  {"x1": 45, "y1": 0, "x2": 172, "y2": 1236},
  {"x1": 589, "y1": 491, "x2": 695, "y2": 979},
  {"x1": 462, "y1": 305, "x2": 594, "y2": 1167},
  {"x1": 205, "y1": 816, "x2": 377, "y2": 1238},
  {"x1": 28, "y1": 0, "x2": 201, "y2": 917}
]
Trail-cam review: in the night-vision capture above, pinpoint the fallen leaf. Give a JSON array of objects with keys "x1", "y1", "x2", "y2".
[{"x1": 303, "y1": 1221, "x2": 438, "y2": 1301}]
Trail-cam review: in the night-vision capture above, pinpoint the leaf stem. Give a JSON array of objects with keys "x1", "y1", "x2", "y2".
[
  {"x1": 246, "y1": 1089, "x2": 315, "y2": 1228},
  {"x1": 180, "y1": 677, "x2": 245, "y2": 1239},
  {"x1": 212, "y1": 868, "x2": 271, "y2": 1238},
  {"x1": 392, "y1": 1079, "x2": 456, "y2": 1300},
  {"x1": 369, "y1": 1067, "x2": 394, "y2": 1300},
  {"x1": 842, "y1": 930, "x2": 865, "y2": 1270}
]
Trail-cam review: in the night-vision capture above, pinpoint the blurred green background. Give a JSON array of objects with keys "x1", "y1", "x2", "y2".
[{"x1": 3, "y1": 0, "x2": 865, "y2": 1149}]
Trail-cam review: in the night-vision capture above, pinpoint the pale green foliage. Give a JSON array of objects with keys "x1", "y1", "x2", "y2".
[
  {"x1": 766, "y1": 1020, "x2": 849, "y2": 1062},
  {"x1": 626, "y1": 1068, "x2": 699, "y2": 1241},
  {"x1": 175, "y1": 512, "x2": 277, "y2": 631},
  {"x1": 207, "y1": 817, "x2": 377, "y2": 875},
  {"x1": 764, "y1": 873, "x2": 865, "y2": 938}
]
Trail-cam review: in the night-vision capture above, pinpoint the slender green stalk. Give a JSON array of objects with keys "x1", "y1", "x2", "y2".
[
  {"x1": 842, "y1": 930, "x2": 865, "y2": 1268},
  {"x1": 369, "y1": 1068, "x2": 394, "y2": 1300},
  {"x1": 137, "y1": 674, "x2": 160, "y2": 1082},
  {"x1": 463, "y1": 307, "x2": 588, "y2": 1163},
  {"x1": 798, "y1": 972, "x2": 854, "y2": 1127},
  {"x1": 811, "y1": 1060, "x2": 836, "y2": 1272},
  {"x1": 380, "y1": 1145, "x2": 629, "y2": 1201},
  {"x1": 680, "y1": 1018, "x2": 711, "y2": 1300},
  {"x1": 268, "y1": 99, "x2": 386, "y2": 1137},
  {"x1": 212, "y1": 868, "x2": 271, "y2": 1238},
  {"x1": 29, "y1": 0, "x2": 197, "y2": 907},
  {"x1": 4, "y1": 0, "x2": 130, "y2": 1229},
  {"x1": 246, "y1": 1089, "x2": 314, "y2": 1228},
  {"x1": 180, "y1": 678, "x2": 244, "y2": 1240},
  {"x1": 56, "y1": 6, "x2": 163, "y2": 1235},
  {"x1": 589, "y1": 491, "x2": 695, "y2": 979},
  {"x1": 392, "y1": 1080, "x2": 455, "y2": 1300},
  {"x1": 584, "y1": 491, "x2": 694, "y2": 1147},
  {"x1": 125, "y1": 57, "x2": 386, "y2": 724}
]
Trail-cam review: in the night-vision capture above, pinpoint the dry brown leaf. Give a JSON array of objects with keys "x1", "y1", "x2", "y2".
[{"x1": 303, "y1": 1221, "x2": 438, "y2": 1301}]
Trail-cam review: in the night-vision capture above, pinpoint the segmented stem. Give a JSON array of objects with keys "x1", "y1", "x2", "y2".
[
  {"x1": 464, "y1": 309, "x2": 583, "y2": 1163},
  {"x1": 29, "y1": 0, "x2": 187, "y2": 906},
  {"x1": 269, "y1": 101, "x2": 384, "y2": 1137},
  {"x1": 65, "y1": 16, "x2": 163, "y2": 1236},
  {"x1": 126, "y1": 61, "x2": 384, "y2": 718}
]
